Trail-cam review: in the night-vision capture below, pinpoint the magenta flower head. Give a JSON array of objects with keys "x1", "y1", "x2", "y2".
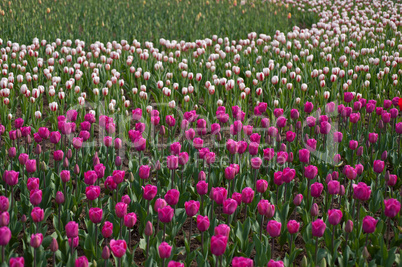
[
  {"x1": 256, "y1": 180, "x2": 268, "y2": 193},
  {"x1": 85, "y1": 186, "x2": 100, "y2": 201},
  {"x1": 0, "y1": 197, "x2": 9, "y2": 212},
  {"x1": 159, "y1": 242, "x2": 172, "y2": 259},
  {"x1": 223, "y1": 198, "x2": 238, "y2": 215},
  {"x1": 65, "y1": 221, "x2": 79, "y2": 238},
  {"x1": 241, "y1": 187, "x2": 254, "y2": 204},
  {"x1": 349, "y1": 140, "x2": 358, "y2": 150},
  {"x1": 25, "y1": 159, "x2": 36, "y2": 173},
  {"x1": 143, "y1": 185, "x2": 157, "y2": 200},
  {"x1": 121, "y1": 195, "x2": 131, "y2": 205},
  {"x1": 18, "y1": 153, "x2": 29, "y2": 165},
  {"x1": 345, "y1": 220, "x2": 353, "y2": 233},
  {"x1": 29, "y1": 189, "x2": 42, "y2": 206},
  {"x1": 170, "y1": 142, "x2": 181, "y2": 155},
  {"x1": 384, "y1": 199, "x2": 401, "y2": 218},
  {"x1": 193, "y1": 137, "x2": 204, "y2": 149},
  {"x1": 267, "y1": 220, "x2": 281, "y2": 237},
  {"x1": 293, "y1": 194, "x2": 303, "y2": 206},
  {"x1": 89, "y1": 208, "x2": 103, "y2": 224},
  {"x1": 0, "y1": 226, "x2": 11, "y2": 246},
  {"x1": 115, "y1": 202, "x2": 128, "y2": 218},
  {"x1": 213, "y1": 187, "x2": 228, "y2": 205},
  {"x1": 94, "y1": 164, "x2": 106, "y2": 179},
  {"x1": 304, "y1": 165, "x2": 318, "y2": 180},
  {"x1": 276, "y1": 116, "x2": 287, "y2": 128},
  {"x1": 333, "y1": 132, "x2": 343, "y2": 143},
  {"x1": 168, "y1": 261, "x2": 184, "y2": 267},
  {"x1": 362, "y1": 216, "x2": 378, "y2": 234},
  {"x1": 60, "y1": 170, "x2": 71, "y2": 183},
  {"x1": 178, "y1": 152, "x2": 189, "y2": 166},
  {"x1": 158, "y1": 205, "x2": 174, "y2": 223},
  {"x1": 225, "y1": 166, "x2": 236, "y2": 180},
  {"x1": 226, "y1": 139, "x2": 238, "y2": 154},
  {"x1": 210, "y1": 235, "x2": 228, "y2": 256},
  {"x1": 257, "y1": 200, "x2": 270, "y2": 216},
  {"x1": 30, "y1": 233, "x2": 43, "y2": 248},
  {"x1": 38, "y1": 127, "x2": 50, "y2": 139},
  {"x1": 248, "y1": 142, "x2": 259, "y2": 156},
  {"x1": 328, "y1": 180, "x2": 340, "y2": 195},
  {"x1": 197, "y1": 215, "x2": 210, "y2": 232},
  {"x1": 320, "y1": 121, "x2": 331, "y2": 135},
  {"x1": 232, "y1": 257, "x2": 254, "y2": 267},
  {"x1": 0, "y1": 212, "x2": 9, "y2": 227},
  {"x1": 5, "y1": 171, "x2": 19, "y2": 186},
  {"x1": 167, "y1": 155, "x2": 179, "y2": 170},
  {"x1": 311, "y1": 182, "x2": 324, "y2": 198},
  {"x1": 75, "y1": 256, "x2": 88, "y2": 267},
  {"x1": 27, "y1": 178, "x2": 39, "y2": 192},
  {"x1": 373, "y1": 160, "x2": 385, "y2": 174},
  {"x1": 263, "y1": 148, "x2": 275, "y2": 161},
  {"x1": 196, "y1": 181, "x2": 208, "y2": 195},
  {"x1": 165, "y1": 189, "x2": 180, "y2": 206},
  {"x1": 84, "y1": 170, "x2": 97, "y2": 185},
  {"x1": 72, "y1": 137, "x2": 83, "y2": 149},
  {"x1": 110, "y1": 239, "x2": 127, "y2": 258},
  {"x1": 8, "y1": 147, "x2": 16, "y2": 159},
  {"x1": 185, "y1": 200, "x2": 200, "y2": 217},
  {"x1": 304, "y1": 101, "x2": 314, "y2": 113},
  {"x1": 250, "y1": 157, "x2": 262, "y2": 169},
  {"x1": 124, "y1": 213, "x2": 137, "y2": 228},
  {"x1": 112, "y1": 170, "x2": 125, "y2": 184},
  {"x1": 312, "y1": 219, "x2": 326, "y2": 237},
  {"x1": 49, "y1": 131, "x2": 61, "y2": 144},
  {"x1": 139, "y1": 165, "x2": 151, "y2": 180},
  {"x1": 9, "y1": 257, "x2": 24, "y2": 267},
  {"x1": 287, "y1": 220, "x2": 300, "y2": 234},
  {"x1": 102, "y1": 221, "x2": 113, "y2": 238},
  {"x1": 368, "y1": 133, "x2": 378, "y2": 143},
  {"x1": 31, "y1": 207, "x2": 44, "y2": 223},
  {"x1": 328, "y1": 209, "x2": 343, "y2": 225},
  {"x1": 353, "y1": 182, "x2": 371, "y2": 201},
  {"x1": 286, "y1": 131, "x2": 296, "y2": 143},
  {"x1": 214, "y1": 224, "x2": 230, "y2": 237},
  {"x1": 267, "y1": 259, "x2": 285, "y2": 267},
  {"x1": 310, "y1": 203, "x2": 319, "y2": 217}
]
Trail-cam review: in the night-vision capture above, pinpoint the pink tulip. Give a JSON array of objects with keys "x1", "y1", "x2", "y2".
[
  {"x1": 287, "y1": 220, "x2": 300, "y2": 234},
  {"x1": 143, "y1": 185, "x2": 157, "y2": 200},
  {"x1": 293, "y1": 194, "x2": 303, "y2": 206},
  {"x1": 102, "y1": 221, "x2": 113, "y2": 238},
  {"x1": 112, "y1": 170, "x2": 125, "y2": 184},
  {"x1": 373, "y1": 160, "x2": 385, "y2": 173},
  {"x1": 185, "y1": 200, "x2": 200, "y2": 217},
  {"x1": 168, "y1": 261, "x2": 184, "y2": 267},
  {"x1": 158, "y1": 205, "x2": 174, "y2": 223},
  {"x1": 256, "y1": 180, "x2": 268, "y2": 193},
  {"x1": 214, "y1": 224, "x2": 230, "y2": 237},
  {"x1": 222, "y1": 199, "x2": 238, "y2": 215},
  {"x1": 328, "y1": 180, "x2": 340, "y2": 195},
  {"x1": 158, "y1": 242, "x2": 172, "y2": 258},
  {"x1": 31, "y1": 207, "x2": 44, "y2": 223},
  {"x1": 267, "y1": 259, "x2": 285, "y2": 267},
  {"x1": 328, "y1": 209, "x2": 343, "y2": 225},
  {"x1": 384, "y1": 199, "x2": 401, "y2": 218},
  {"x1": 65, "y1": 221, "x2": 79, "y2": 238},
  {"x1": 89, "y1": 208, "x2": 103, "y2": 224},
  {"x1": 267, "y1": 220, "x2": 281, "y2": 237},
  {"x1": 124, "y1": 213, "x2": 137, "y2": 228},
  {"x1": 232, "y1": 257, "x2": 253, "y2": 267},
  {"x1": 312, "y1": 219, "x2": 326, "y2": 237},
  {"x1": 353, "y1": 182, "x2": 371, "y2": 201},
  {"x1": 9, "y1": 257, "x2": 24, "y2": 267},
  {"x1": 165, "y1": 189, "x2": 180, "y2": 206},
  {"x1": 139, "y1": 165, "x2": 151, "y2": 180},
  {"x1": 110, "y1": 239, "x2": 127, "y2": 258},
  {"x1": 362, "y1": 216, "x2": 378, "y2": 234},
  {"x1": 30, "y1": 233, "x2": 43, "y2": 248},
  {"x1": 210, "y1": 235, "x2": 228, "y2": 256},
  {"x1": 196, "y1": 215, "x2": 210, "y2": 232},
  {"x1": 0, "y1": 197, "x2": 9, "y2": 212},
  {"x1": 85, "y1": 186, "x2": 100, "y2": 201},
  {"x1": 29, "y1": 189, "x2": 42, "y2": 206}
]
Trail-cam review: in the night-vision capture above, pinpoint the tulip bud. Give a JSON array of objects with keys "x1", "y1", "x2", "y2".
[
  {"x1": 319, "y1": 258, "x2": 327, "y2": 267},
  {"x1": 154, "y1": 160, "x2": 161, "y2": 171},
  {"x1": 301, "y1": 256, "x2": 308, "y2": 267},
  {"x1": 310, "y1": 203, "x2": 319, "y2": 217},
  {"x1": 115, "y1": 156, "x2": 122, "y2": 167},
  {"x1": 34, "y1": 144, "x2": 42, "y2": 155},
  {"x1": 356, "y1": 146, "x2": 363, "y2": 157},
  {"x1": 50, "y1": 238, "x2": 58, "y2": 252},
  {"x1": 385, "y1": 170, "x2": 390, "y2": 182},
  {"x1": 339, "y1": 185, "x2": 345, "y2": 196},
  {"x1": 129, "y1": 172, "x2": 135, "y2": 182},
  {"x1": 345, "y1": 220, "x2": 353, "y2": 233},
  {"x1": 21, "y1": 215, "x2": 27, "y2": 223},
  {"x1": 40, "y1": 161, "x2": 47, "y2": 171},
  {"x1": 145, "y1": 221, "x2": 153, "y2": 236},
  {"x1": 381, "y1": 150, "x2": 388, "y2": 161},
  {"x1": 63, "y1": 157, "x2": 69, "y2": 168},
  {"x1": 55, "y1": 191, "x2": 65, "y2": 204},
  {"x1": 102, "y1": 246, "x2": 110, "y2": 260},
  {"x1": 74, "y1": 164, "x2": 80, "y2": 175},
  {"x1": 362, "y1": 246, "x2": 370, "y2": 259},
  {"x1": 160, "y1": 125, "x2": 166, "y2": 136},
  {"x1": 67, "y1": 149, "x2": 72, "y2": 159},
  {"x1": 198, "y1": 171, "x2": 206, "y2": 181}
]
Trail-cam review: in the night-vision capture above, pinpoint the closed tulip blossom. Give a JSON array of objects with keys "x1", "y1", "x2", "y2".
[
  {"x1": 287, "y1": 220, "x2": 300, "y2": 251},
  {"x1": 256, "y1": 180, "x2": 268, "y2": 194},
  {"x1": 362, "y1": 216, "x2": 378, "y2": 234},
  {"x1": 312, "y1": 219, "x2": 326, "y2": 237},
  {"x1": 267, "y1": 220, "x2": 282, "y2": 237},
  {"x1": 232, "y1": 257, "x2": 253, "y2": 267},
  {"x1": 384, "y1": 199, "x2": 401, "y2": 218},
  {"x1": 222, "y1": 198, "x2": 238, "y2": 215},
  {"x1": 267, "y1": 260, "x2": 285, "y2": 267},
  {"x1": 293, "y1": 194, "x2": 303, "y2": 206},
  {"x1": 165, "y1": 189, "x2": 180, "y2": 206},
  {"x1": 110, "y1": 239, "x2": 127, "y2": 267},
  {"x1": 311, "y1": 182, "x2": 324, "y2": 198},
  {"x1": 9, "y1": 257, "x2": 24, "y2": 267},
  {"x1": 159, "y1": 242, "x2": 172, "y2": 267},
  {"x1": 210, "y1": 235, "x2": 228, "y2": 256},
  {"x1": 167, "y1": 261, "x2": 184, "y2": 267}
]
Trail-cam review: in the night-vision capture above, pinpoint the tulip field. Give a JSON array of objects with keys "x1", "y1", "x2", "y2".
[{"x1": 1, "y1": 0, "x2": 402, "y2": 266}]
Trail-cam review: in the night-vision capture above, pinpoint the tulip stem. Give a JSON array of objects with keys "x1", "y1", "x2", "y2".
[
  {"x1": 244, "y1": 204, "x2": 248, "y2": 220},
  {"x1": 259, "y1": 215, "x2": 264, "y2": 239},
  {"x1": 201, "y1": 231, "x2": 204, "y2": 254},
  {"x1": 332, "y1": 224, "x2": 336, "y2": 255},
  {"x1": 118, "y1": 257, "x2": 122, "y2": 267},
  {"x1": 58, "y1": 204, "x2": 61, "y2": 230},
  {"x1": 365, "y1": 233, "x2": 369, "y2": 247},
  {"x1": 171, "y1": 169, "x2": 175, "y2": 189},
  {"x1": 375, "y1": 173, "x2": 380, "y2": 190},
  {"x1": 188, "y1": 218, "x2": 192, "y2": 247},
  {"x1": 201, "y1": 195, "x2": 204, "y2": 216},
  {"x1": 253, "y1": 169, "x2": 258, "y2": 192},
  {"x1": 53, "y1": 252, "x2": 56, "y2": 267},
  {"x1": 163, "y1": 223, "x2": 166, "y2": 242},
  {"x1": 162, "y1": 258, "x2": 165, "y2": 267},
  {"x1": 387, "y1": 217, "x2": 391, "y2": 249},
  {"x1": 356, "y1": 201, "x2": 361, "y2": 233},
  {"x1": 95, "y1": 224, "x2": 98, "y2": 255},
  {"x1": 289, "y1": 234, "x2": 293, "y2": 253},
  {"x1": 315, "y1": 236, "x2": 319, "y2": 264},
  {"x1": 10, "y1": 186, "x2": 13, "y2": 212},
  {"x1": 1, "y1": 246, "x2": 3, "y2": 263},
  {"x1": 120, "y1": 218, "x2": 123, "y2": 239},
  {"x1": 271, "y1": 237, "x2": 275, "y2": 259},
  {"x1": 306, "y1": 179, "x2": 311, "y2": 210},
  {"x1": 146, "y1": 235, "x2": 150, "y2": 259},
  {"x1": 34, "y1": 247, "x2": 37, "y2": 267}
]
